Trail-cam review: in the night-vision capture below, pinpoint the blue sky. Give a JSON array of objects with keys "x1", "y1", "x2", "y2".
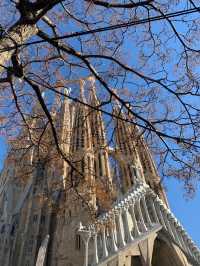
[{"x1": 166, "y1": 178, "x2": 200, "y2": 247}]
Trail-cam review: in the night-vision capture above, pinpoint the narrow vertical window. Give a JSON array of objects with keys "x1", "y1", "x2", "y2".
[{"x1": 75, "y1": 234, "x2": 81, "y2": 250}]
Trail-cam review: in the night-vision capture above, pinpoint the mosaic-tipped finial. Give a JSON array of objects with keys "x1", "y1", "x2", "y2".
[
  {"x1": 87, "y1": 75, "x2": 95, "y2": 88},
  {"x1": 79, "y1": 79, "x2": 86, "y2": 102},
  {"x1": 64, "y1": 87, "x2": 71, "y2": 96}
]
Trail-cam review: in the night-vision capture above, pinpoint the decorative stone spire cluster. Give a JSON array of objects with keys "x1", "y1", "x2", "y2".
[{"x1": 0, "y1": 76, "x2": 193, "y2": 266}]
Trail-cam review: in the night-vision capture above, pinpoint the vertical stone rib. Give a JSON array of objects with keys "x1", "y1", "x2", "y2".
[
  {"x1": 135, "y1": 200, "x2": 147, "y2": 232},
  {"x1": 123, "y1": 207, "x2": 133, "y2": 243},
  {"x1": 115, "y1": 210, "x2": 125, "y2": 248},
  {"x1": 109, "y1": 224, "x2": 118, "y2": 252},
  {"x1": 101, "y1": 225, "x2": 108, "y2": 258},
  {"x1": 129, "y1": 203, "x2": 141, "y2": 237},
  {"x1": 141, "y1": 196, "x2": 152, "y2": 228}
]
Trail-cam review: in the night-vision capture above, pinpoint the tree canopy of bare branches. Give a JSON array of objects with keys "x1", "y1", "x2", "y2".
[{"x1": 1, "y1": 0, "x2": 200, "y2": 197}]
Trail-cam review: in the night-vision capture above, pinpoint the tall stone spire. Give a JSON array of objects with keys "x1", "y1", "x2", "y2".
[
  {"x1": 113, "y1": 97, "x2": 168, "y2": 204},
  {"x1": 13, "y1": 90, "x2": 70, "y2": 266},
  {"x1": 88, "y1": 77, "x2": 113, "y2": 209},
  {"x1": 112, "y1": 99, "x2": 144, "y2": 193},
  {"x1": 0, "y1": 76, "x2": 199, "y2": 266},
  {"x1": 89, "y1": 77, "x2": 111, "y2": 179},
  {"x1": 69, "y1": 80, "x2": 95, "y2": 205},
  {"x1": 133, "y1": 126, "x2": 169, "y2": 205},
  {"x1": 79, "y1": 79, "x2": 86, "y2": 103},
  {"x1": 71, "y1": 80, "x2": 92, "y2": 153},
  {"x1": 49, "y1": 88, "x2": 72, "y2": 189}
]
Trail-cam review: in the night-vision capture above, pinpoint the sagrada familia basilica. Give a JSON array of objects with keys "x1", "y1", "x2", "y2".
[{"x1": 0, "y1": 77, "x2": 199, "y2": 266}]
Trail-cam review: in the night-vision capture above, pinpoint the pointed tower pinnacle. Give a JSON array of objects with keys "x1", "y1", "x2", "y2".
[
  {"x1": 112, "y1": 98, "x2": 145, "y2": 193},
  {"x1": 51, "y1": 90, "x2": 62, "y2": 117},
  {"x1": 68, "y1": 79, "x2": 96, "y2": 206},
  {"x1": 113, "y1": 96, "x2": 168, "y2": 205},
  {"x1": 64, "y1": 87, "x2": 71, "y2": 96},
  {"x1": 88, "y1": 78, "x2": 113, "y2": 209},
  {"x1": 88, "y1": 76, "x2": 97, "y2": 101},
  {"x1": 79, "y1": 79, "x2": 86, "y2": 102}
]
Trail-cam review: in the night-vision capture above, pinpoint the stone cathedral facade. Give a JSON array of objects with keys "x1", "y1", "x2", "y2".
[{"x1": 0, "y1": 77, "x2": 199, "y2": 266}]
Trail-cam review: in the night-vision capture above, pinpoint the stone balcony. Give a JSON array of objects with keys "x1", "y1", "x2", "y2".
[{"x1": 78, "y1": 180, "x2": 200, "y2": 266}]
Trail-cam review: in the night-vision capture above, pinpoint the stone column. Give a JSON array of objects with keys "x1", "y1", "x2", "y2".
[
  {"x1": 109, "y1": 225, "x2": 118, "y2": 252},
  {"x1": 141, "y1": 196, "x2": 152, "y2": 228},
  {"x1": 135, "y1": 199, "x2": 147, "y2": 232},
  {"x1": 176, "y1": 225, "x2": 189, "y2": 253},
  {"x1": 92, "y1": 233, "x2": 99, "y2": 265},
  {"x1": 167, "y1": 215, "x2": 182, "y2": 246},
  {"x1": 149, "y1": 196, "x2": 159, "y2": 224},
  {"x1": 181, "y1": 231, "x2": 194, "y2": 258},
  {"x1": 78, "y1": 224, "x2": 92, "y2": 266},
  {"x1": 115, "y1": 210, "x2": 125, "y2": 248},
  {"x1": 122, "y1": 207, "x2": 134, "y2": 243},
  {"x1": 186, "y1": 238, "x2": 197, "y2": 259},
  {"x1": 154, "y1": 198, "x2": 167, "y2": 229},
  {"x1": 129, "y1": 202, "x2": 141, "y2": 237},
  {"x1": 101, "y1": 225, "x2": 108, "y2": 258},
  {"x1": 190, "y1": 245, "x2": 200, "y2": 262},
  {"x1": 161, "y1": 209, "x2": 175, "y2": 239}
]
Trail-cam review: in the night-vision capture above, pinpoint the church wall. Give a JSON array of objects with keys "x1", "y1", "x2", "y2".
[{"x1": 0, "y1": 79, "x2": 197, "y2": 266}]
